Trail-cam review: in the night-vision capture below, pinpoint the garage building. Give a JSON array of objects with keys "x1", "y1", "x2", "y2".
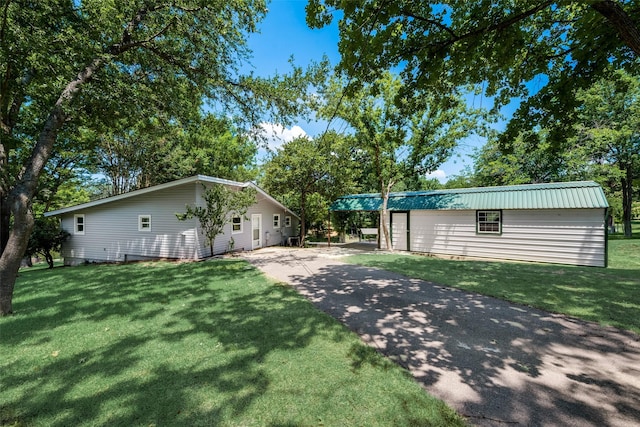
[{"x1": 330, "y1": 181, "x2": 609, "y2": 267}]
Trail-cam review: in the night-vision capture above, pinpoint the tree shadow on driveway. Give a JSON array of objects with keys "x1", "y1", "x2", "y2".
[{"x1": 245, "y1": 249, "x2": 640, "y2": 427}]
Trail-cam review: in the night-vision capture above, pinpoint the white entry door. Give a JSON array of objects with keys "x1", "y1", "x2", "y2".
[
  {"x1": 391, "y1": 212, "x2": 408, "y2": 251},
  {"x1": 251, "y1": 214, "x2": 262, "y2": 249}
]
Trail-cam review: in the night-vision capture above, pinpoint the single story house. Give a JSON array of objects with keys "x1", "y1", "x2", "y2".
[
  {"x1": 330, "y1": 181, "x2": 609, "y2": 267},
  {"x1": 45, "y1": 175, "x2": 299, "y2": 265}
]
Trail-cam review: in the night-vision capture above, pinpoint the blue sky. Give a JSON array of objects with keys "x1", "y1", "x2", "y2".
[{"x1": 246, "y1": 0, "x2": 489, "y2": 182}]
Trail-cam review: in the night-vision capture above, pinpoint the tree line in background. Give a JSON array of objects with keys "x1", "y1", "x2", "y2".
[{"x1": 2, "y1": 1, "x2": 639, "y2": 315}]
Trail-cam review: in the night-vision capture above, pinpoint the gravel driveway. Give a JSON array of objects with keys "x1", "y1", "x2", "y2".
[{"x1": 240, "y1": 246, "x2": 640, "y2": 427}]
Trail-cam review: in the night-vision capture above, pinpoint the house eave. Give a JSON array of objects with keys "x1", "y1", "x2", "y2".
[{"x1": 44, "y1": 175, "x2": 289, "y2": 217}]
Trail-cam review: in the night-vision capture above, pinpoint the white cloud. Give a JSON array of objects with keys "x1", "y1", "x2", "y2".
[
  {"x1": 425, "y1": 169, "x2": 447, "y2": 183},
  {"x1": 258, "y1": 123, "x2": 308, "y2": 152}
]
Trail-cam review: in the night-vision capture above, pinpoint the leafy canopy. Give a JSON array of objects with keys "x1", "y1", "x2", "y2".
[
  {"x1": 306, "y1": 1, "x2": 640, "y2": 142},
  {"x1": 317, "y1": 72, "x2": 480, "y2": 249},
  {"x1": 0, "y1": 0, "x2": 323, "y2": 315},
  {"x1": 261, "y1": 132, "x2": 358, "y2": 243}
]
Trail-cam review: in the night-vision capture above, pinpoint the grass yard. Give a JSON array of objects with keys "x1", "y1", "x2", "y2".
[
  {"x1": 1, "y1": 260, "x2": 465, "y2": 427},
  {"x1": 345, "y1": 239, "x2": 640, "y2": 334}
]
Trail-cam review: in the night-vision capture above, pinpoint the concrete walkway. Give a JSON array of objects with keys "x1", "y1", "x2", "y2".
[{"x1": 240, "y1": 246, "x2": 640, "y2": 427}]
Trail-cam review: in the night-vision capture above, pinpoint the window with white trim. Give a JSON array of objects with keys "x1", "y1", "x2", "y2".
[
  {"x1": 284, "y1": 216, "x2": 291, "y2": 227},
  {"x1": 477, "y1": 210, "x2": 501, "y2": 234},
  {"x1": 74, "y1": 214, "x2": 85, "y2": 235},
  {"x1": 273, "y1": 214, "x2": 280, "y2": 229},
  {"x1": 138, "y1": 215, "x2": 151, "y2": 232},
  {"x1": 232, "y1": 215, "x2": 243, "y2": 234}
]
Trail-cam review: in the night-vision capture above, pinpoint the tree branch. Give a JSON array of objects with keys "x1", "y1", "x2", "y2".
[
  {"x1": 110, "y1": 4, "x2": 175, "y2": 55},
  {"x1": 591, "y1": 0, "x2": 640, "y2": 55},
  {"x1": 399, "y1": 9, "x2": 457, "y2": 39},
  {"x1": 401, "y1": 1, "x2": 554, "y2": 54}
]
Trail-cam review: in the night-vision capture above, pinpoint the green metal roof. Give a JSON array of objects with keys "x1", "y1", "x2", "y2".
[{"x1": 330, "y1": 181, "x2": 609, "y2": 212}]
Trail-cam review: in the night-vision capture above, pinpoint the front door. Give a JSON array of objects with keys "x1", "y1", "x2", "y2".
[{"x1": 251, "y1": 214, "x2": 262, "y2": 249}]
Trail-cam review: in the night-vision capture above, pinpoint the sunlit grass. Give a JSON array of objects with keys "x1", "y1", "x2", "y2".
[
  {"x1": 1, "y1": 260, "x2": 465, "y2": 426},
  {"x1": 346, "y1": 239, "x2": 640, "y2": 334}
]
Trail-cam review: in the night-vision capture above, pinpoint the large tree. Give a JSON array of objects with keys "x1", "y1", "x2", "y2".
[
  {"x1": 93, "y1": 114, "x2": 258, "y2": 195},
  {"x1": 306, "y1": 1, "x2": 640, "y2": 144},
  {"x1": 0, "y1": 0, "x2": 320, "y2": 315},
  {"x1": 261, "y1": 132, "x2": 359, "y2": 245},
  {"x1": 320, "y1": 73, "x2": 479, "y2": 250},
  {"x1": 572, "y1": 69, "x2": 640, "y2": 237},
  {"x1": 472, "y1": 129, "x2": 574, "y2": 187}
]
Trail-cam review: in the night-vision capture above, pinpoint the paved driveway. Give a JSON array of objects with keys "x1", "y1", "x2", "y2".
[{"x1": 240, "y1": 246, "x2": 640, "y2": 427}]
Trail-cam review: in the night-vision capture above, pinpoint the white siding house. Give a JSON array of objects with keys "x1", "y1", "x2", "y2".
[
  {"x1": 45, "y1": 176, "x2": 299, "y2": 265},
  {"x1": 331, "y1": 181, "x2": 609, "y2": 267}
]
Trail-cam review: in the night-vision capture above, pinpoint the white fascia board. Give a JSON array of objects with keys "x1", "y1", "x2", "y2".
[
  {"x1": 247, "y1": 182, "x2": 300, "y2": 220},
  {"x1": 44, "y1": 175, "x2": 247, "y2": 217}
]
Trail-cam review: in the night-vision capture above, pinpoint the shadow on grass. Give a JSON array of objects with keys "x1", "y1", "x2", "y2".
[{"x1": 1, "y1": 260, "x2": 350, "y2": 426}]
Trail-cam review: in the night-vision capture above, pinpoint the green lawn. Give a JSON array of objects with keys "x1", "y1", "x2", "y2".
[
  {"x1": 1, "y1": 260, "x2": 465, "y2": 427},
  {"x1": 345, "y1": 239, "x2": 640, "y2": 334}
]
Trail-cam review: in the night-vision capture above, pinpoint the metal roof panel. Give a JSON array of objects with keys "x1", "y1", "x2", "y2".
[{"x1": 329, "y1": 181, "x2": 609, "y2": 211}]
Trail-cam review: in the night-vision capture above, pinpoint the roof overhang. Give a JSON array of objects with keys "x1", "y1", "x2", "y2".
[
  {"x1": 45, "y1": 175, "x2": 299, "y2": 220},
  {"x1": 330, "y1": 181, "x2": 610, "y2": 212}
]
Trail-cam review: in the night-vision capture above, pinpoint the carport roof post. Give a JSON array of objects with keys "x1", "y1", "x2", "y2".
[{"x1": 329, "y1": 181, "x2": 609, "y2": 212}]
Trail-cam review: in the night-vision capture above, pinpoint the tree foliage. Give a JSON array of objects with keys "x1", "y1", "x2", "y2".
[
  {"x1": 319, "y1": 73, "x2": 479, "y2": 249},
  {"x1": 25, "y1": 217, "x2": 70, "y2": 269},
  {"x1": 306, "y1": 1, "x2": 640, "y2": 145},
  {"x1": 261, "y1": 132, "x2": 359, "y2": 245},
  {"x1": 93, "y1": 114, "x2": 257, "y2": 195},
  {"x1": 572, "y1": 69, "x2": 640, "y2": 237},
  {"x1": 473, "y1": 129, "x2": 574, "y2": 187},
  {"x1": 0, "y1": 0, "x2": 323, "y2": 315},
  {"x1": 177, "y1": 184, "x2": 257, "y2": 256}
]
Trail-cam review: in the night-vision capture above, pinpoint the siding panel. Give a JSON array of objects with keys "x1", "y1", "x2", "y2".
[
  {"x1": 60, "y1": 181, "x2": 299, "y2": 264},
  {"x1": 402, "y1": 209, "x2": 606, "y2": 267},
  {"x1": 61, "y1": 183, "x2": 199, "y2": 264}
]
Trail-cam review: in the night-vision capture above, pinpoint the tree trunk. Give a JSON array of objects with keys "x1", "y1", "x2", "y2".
[
  {"x1": 591, "y1": 0, "x2": 640, "y2": 56},
  {"x1": 0, "y1": 190, "x2": 35, "y2": 315},
  {"x1": 0, "y1": 57, "x2": 105, "y2": 316},
  {"x1": 45, "y1": 251, "x2": 54, "y2": 269},
  {"x1": 0, "y1": 196, "x2": 10, "y2": 254},
  {"x1": 379, "y1": 180, "x2": 394, "y2": 252},
  {"x1": 621, "y1": 165, "x2": 634, "y2": 238}
]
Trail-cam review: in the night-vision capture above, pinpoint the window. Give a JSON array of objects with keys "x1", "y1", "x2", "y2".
[
  {"x1": 273, "y1": 214, "x2": 280, "y2": 229},
  {"x1": 138, "y1": 215, "x2": 151, "y2": 232},
  {"x1": 284, "y1": 216, "x2": 291, "y2": 227},
  {"x1": 232, "y1": 215, "x2": 243, "y2": 234},
  {"x1": 74, "y1": 214, "x2": 85, "y2": 235},
  {"x1": 477, "y1": 210, "x2": 501, "y2": 234}
]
